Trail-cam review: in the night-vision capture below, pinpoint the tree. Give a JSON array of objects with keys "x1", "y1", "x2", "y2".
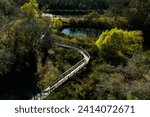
[
  {"x1": 123, "y1": 0, "x2": 150, "y2": 46},
  {"x1": 84, "y1": 11, "x2": 100, "y2": 21},
  {"x1": 95, "y1": 28, "x2": 143, "y2": 59},
  {"x1": 124, "y1": 0, "x2": 150, "y2": 28},
  {"x1": 20, "y1": 0, "x2": 39, "y2": 20},
  {"x1": 0, "y1": 0, "x2": 16, "y2": 16},
  {"x1": 0, "y1": 47, "x2": 15, "y2": 77},
  {"x1": 52, "y1": 19, "x2": 63, "y2": 29},
  {"x1": 37, "y1": 0, "x2": 108, "y2": 10},
  {"x1": 7, "y1": 18, "x2": 47, "y2": 57},
  {"x1": 13, "y1": 0, "x2": 28, "y2": 6}
]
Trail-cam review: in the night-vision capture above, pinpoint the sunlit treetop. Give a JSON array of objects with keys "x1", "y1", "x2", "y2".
[
  {"x1": 20, "y1": 0, "x2": 39, "y2": 20},
  {"x1": 95, "y1": 28, "x2": 143, "y2": 58}
]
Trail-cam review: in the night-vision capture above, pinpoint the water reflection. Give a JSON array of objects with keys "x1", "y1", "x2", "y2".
[{"x1": 62, "y1": 28, "x2": 104, "y2": 38}]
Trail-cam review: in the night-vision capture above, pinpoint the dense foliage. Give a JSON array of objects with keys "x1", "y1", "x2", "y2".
[
  {"x1": 46, "y1": 35, "x2": 150, "y2": 100},
  {"x1": 36, "y1": 0, "x2": 150, "y2": 46},
  {"x1": 20, "y1": 0, "x2": 39, "y2": 20},
  {"x1": 0, "y1": 0, "x2": 150, "y2": 99},
  {"x1": 0, "y1": 0, "x2": 49, "y2": 99},
  {"x1": 52, "y1": 19, "x2": 63, "y2": 29},
  {"x1": 37, "y1": 0, "x2": 108, "y2": 11},
  {"x1": 95, "y1": 28, "x2": 143, "y2": 59}
]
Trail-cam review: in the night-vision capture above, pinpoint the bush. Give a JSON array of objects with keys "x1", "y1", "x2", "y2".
[
  {"x1": 84, "y1": 11, "x2": 100, "y2": 21},
  {"x1": 20, "y1": 0, "x2": 39, "y2": 20},
  {"x1": 52, "y1": 19, "x2": 63, "y2": 29},
  {"x1": 95, "y1": 28, "x2": 143, "y2": 59}
]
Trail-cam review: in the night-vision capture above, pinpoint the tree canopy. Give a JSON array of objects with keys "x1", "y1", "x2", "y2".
[
  {"x1": 20, "y1": 0, "x2": 39, "y2": 20},
  {"x1": 95, "y1": 28, "x2": 143, "y2": 58},
  {"x1": 37, "y1": 0, "x2": 108, "y2": 10}
]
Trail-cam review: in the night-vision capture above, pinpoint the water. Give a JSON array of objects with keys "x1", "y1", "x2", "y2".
[
  {"x1": 62, "y1": 28, "x2": 104, "y2": 38},
  {"x1": 42, "y1": 13, "x2": 104, "y2": 38}
]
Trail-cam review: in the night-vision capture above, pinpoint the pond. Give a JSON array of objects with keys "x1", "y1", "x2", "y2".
[
  {"x1": 62, "y1": 28, "x2": 104, "y2": 38},
  {"x1": 42, "y1": 13, "x2": 105, "y2": 38}
]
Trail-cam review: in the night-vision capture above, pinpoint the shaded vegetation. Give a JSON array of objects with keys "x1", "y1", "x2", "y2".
[
  {"x1": 37, "y1": 0, "x2": 108, "y2": 11},
  {"x1": 0, "y1": 0, "x2": 150, "y2": 100},
  {"x1": 46, "y1": 34, "x2": 150, "y2": 100},
  {"x1": 0, "y1": 0, "x2": 49, "y2": 99}
]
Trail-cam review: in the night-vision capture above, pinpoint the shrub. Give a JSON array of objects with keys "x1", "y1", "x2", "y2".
[
  {"x1": 95, "y1": 28, "x2": 143, "y2": 59},
  {"x1": 52, "y1": 19, "x2": 63, "y2": 29},
  {"x1": 20, "y1": 0, "x2": 39, "y2": 20}
]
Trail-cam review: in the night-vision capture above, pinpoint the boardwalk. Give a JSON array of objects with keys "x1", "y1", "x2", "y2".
[{"x1": 32, "y1": 41, "x2": 90, "y2": 100}]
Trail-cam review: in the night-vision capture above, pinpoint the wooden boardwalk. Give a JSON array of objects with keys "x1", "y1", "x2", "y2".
[{"x1": 32, "y1": 41, "x2": 90, "y2": 100}]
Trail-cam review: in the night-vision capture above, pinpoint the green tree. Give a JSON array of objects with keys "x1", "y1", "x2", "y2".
[
  {"x1": 124, "y1": 0, "x2": 150, "y2": 28},
  {"x1": 7, "y1": 19, "x2": 47, "y2": 57},
  {"x1": 123, "y1": 0, "x2": 150, "y2": 46},
  {"x1": 95, "y1": 28, "x2": 143, "y2": 59},
  {"x1": 84, "y1": 11, "x2": 100, "y2": 21},
  {"x1": 52, "y1": 19, "x2": 63, "y2": 29},
  {"x1": 20, "y1": 0, "x2": 39, "y2": 20},
  {"x1": 0, "y1": 0, "x2": 16, "y2": 16}
]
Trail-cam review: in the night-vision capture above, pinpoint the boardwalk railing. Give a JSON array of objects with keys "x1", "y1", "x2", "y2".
[{"x1": 32, "y1": 41, "x2": 90, "y2": 100}]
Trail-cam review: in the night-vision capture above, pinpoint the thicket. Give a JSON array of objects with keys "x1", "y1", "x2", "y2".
[
  {"x1": 67, "y1": 16, "x2": 129, "y2": 29},
  {"x1": 46, "y1": 31, "x2": 150, "y2": 100},
  {"x1": 0, "y1": 0, "x2": 50, "y2": 99},
  {"x1": 37, "y1": 0, "x2": 108, "y2": 11},
  {"x1": 95, "y1": 28, "x2": 143, "y2": 61},
  {"x1": 0, "y1": 0, "x2": 150, "y2": 100}
]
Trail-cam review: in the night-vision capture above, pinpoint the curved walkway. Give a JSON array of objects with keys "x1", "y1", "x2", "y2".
[{"x1": 32, "y1": 41, "x2": 90, "y2": 100}]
